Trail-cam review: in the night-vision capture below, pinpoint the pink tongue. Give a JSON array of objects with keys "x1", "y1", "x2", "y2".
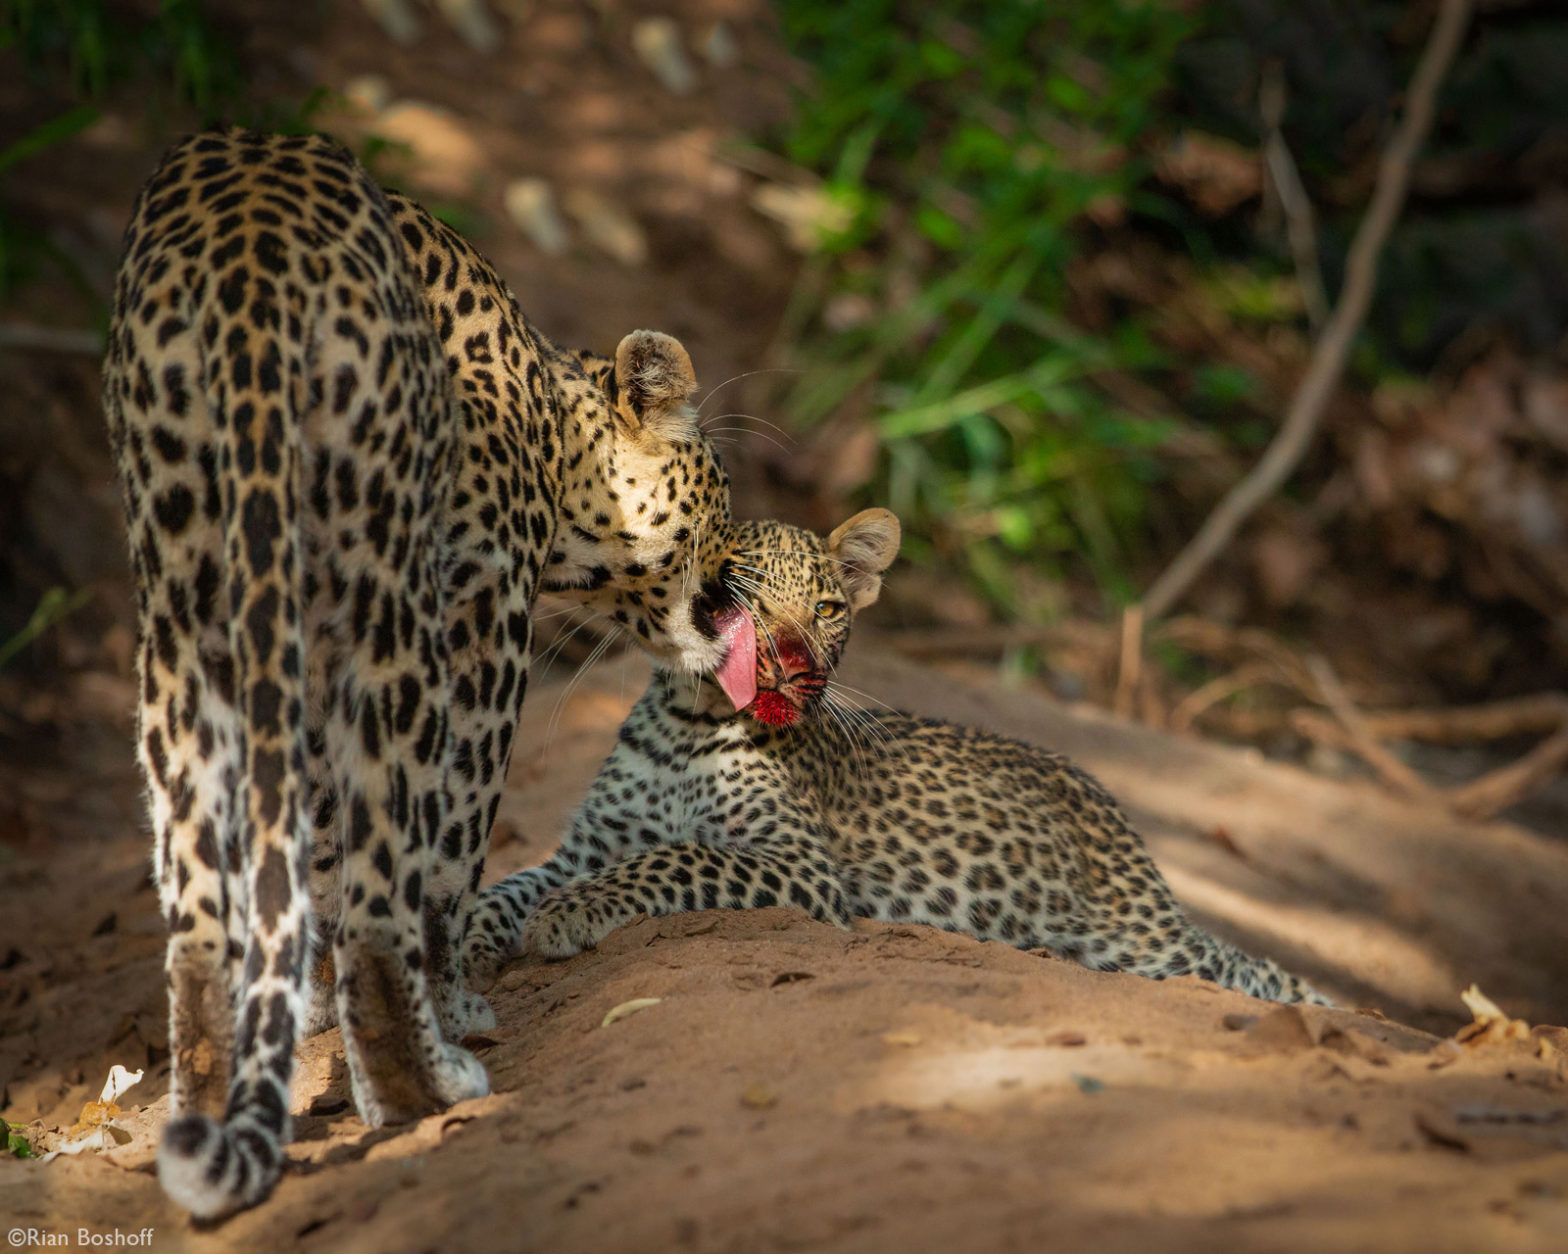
[{"x1": 713, "y1": 606, "x2": 757, "y2": 711}]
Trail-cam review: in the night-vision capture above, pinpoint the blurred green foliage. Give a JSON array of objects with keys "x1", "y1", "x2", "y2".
[
  {"x1": 0, "y1": 586, "x2": 90, "y2": 674},
  {"x1": 773, "y1": 0, "x2": 1196, "y2": 611},
  {"x1": 2, "y1": 0, "x2": 241, "y2": 113},
  {"x1": 0, "y1": 0, "x2": 248, "y2": 306},
  {"x1": 5, "y1": 1123, "x2": 34, "y2": 1158},
  {"x1": 773, "y1": 0, "x2": 1568, "y2": 619}
]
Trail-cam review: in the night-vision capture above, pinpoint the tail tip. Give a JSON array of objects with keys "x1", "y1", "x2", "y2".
[{"x1": 157, "y1": 1113, "x2": 279, "y2": 1221}]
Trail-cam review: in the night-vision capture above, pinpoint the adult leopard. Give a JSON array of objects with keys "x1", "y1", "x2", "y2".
[{"x1": 103, "y1": 128, "x2": 733, "y2": 1218}]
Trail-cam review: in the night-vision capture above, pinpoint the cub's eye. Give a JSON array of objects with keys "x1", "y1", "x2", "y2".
[{"x1": 813, "y1": 600, "x2": 845, "y2": 621}]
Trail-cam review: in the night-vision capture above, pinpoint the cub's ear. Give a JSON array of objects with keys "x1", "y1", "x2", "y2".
[
  {"x1": 614, "y1": 330, "x2": 699, "y2": 440},
  {"x1": 827, "y1": 508, "x2": 901, "y2": 611}
]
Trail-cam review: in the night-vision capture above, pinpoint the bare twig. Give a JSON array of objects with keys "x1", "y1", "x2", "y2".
[
  {"x1": 1449, "y1": 723, "x2": 1568, "y2": 818},
  {"x1": 1303, "y1": 656, "x2": 1437, "y2": 799},
  {"x1": 1139, "y1": 0, "x2": 1472, "y2": 624},
  {"x1": 882, "y1": 623, "x2": 1089, "y2": 658},
  {"x1": 1168, "y1": 661, "x2": 1281, "y2": 734},
  {"x1": 1259, "y1": 59, "x2": 1328, "y2": 330},
  {"x1": 1113, "y1": 603, "x2": 1143, "y2": 719},
  {"x1": 1356, "y1": 693, "x2": 1568, "y2": 744}
]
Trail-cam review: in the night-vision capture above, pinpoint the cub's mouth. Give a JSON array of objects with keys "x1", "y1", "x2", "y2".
[{"x1": 710, "y1": 604, "x2": 824, "y2": 727}]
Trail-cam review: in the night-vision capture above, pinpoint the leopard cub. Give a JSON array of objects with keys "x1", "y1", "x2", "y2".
[{"x1": 464, "y1": 511, "x2": 1330, "y2": 1006}]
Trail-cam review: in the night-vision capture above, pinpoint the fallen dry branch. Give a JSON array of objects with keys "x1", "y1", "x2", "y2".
[
  {"x1": 880, "y1": 622, "x2": 1095, "y2": 659},
  {"x1": 1163, "y1": 619, "x2": 1567, "y2": 818},
  {"x1": 1167, "y1": 661, "x2": 1285, "y2": 734},
  {"x1": 886, "y1": 611, "x2": 1564, "y2": 820},
  {"x1": 0, "y1": 324, "x2": 103, "y2": 355},
  {"x1": 1291, "y1": 694, "x2": 1568, "y2": 819},
  {"x1": 1302, "y1": 656, "x2": 1438, "y2": 800}
]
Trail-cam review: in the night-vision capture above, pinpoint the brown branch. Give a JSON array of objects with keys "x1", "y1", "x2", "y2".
[
  {"x1": 1358, "y1": 694, "x2": 1568, "y2": 744},
  {"x1": 1260, "y1": 59, "x2": 1328, "y2": 330},
  {"x1": 1449, "y1": 724, "x2": 1568, "y2": 818},
  {"x1": 1113, "y1": 603, "x2": 1143, "y2": 719},
  {"x1": 1303, "y1": 657, "x2": 1437, "y2": 800},
  {"x1": 1168, "y1": 661, "x2": 1282, "y2": 734},
  {"x1": 1139, "y1": 0, "x2": 1473, "y2": 624}
]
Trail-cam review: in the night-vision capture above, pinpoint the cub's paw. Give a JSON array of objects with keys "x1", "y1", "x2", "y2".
[
  {"x1": 461, "y1": 933, "x2": 513, "y2": 993},
  {"x1": 518, "y1": 896, "x2": 621, "y2": 960}
]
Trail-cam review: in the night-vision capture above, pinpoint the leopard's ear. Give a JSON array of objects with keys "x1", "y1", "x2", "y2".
[
  {"x1": 827, "y1": 508, "x2": 901, "y2": 611},
  {"x1": 613, "y1": 330, "x2": 699, "y2": 441}
]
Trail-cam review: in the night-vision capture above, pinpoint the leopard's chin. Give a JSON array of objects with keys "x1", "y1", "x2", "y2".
[
  {"x1": 745, "y1": 671, "x2": 827, "y2": 726},
  {"x1": 748, "y1": 690, "x2": 802, "y2": 726}
]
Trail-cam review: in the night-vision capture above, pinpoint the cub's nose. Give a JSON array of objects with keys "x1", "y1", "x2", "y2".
[{"x1": 773, "y1": 633, "x2": 816, "y2": 681}]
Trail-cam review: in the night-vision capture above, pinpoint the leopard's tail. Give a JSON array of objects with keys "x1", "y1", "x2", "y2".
[
  {"x1": 1165, "y1": 927, "x2": 1334, "y2": 1007},
  {"x1": 157, "y1": 288, "x2": 313, "y2": 1220}
]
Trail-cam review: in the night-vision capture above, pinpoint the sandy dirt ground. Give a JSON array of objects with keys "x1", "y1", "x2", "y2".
[
  {"x1": 3, "y1": 645, "x2": 1567, "y2": 1253},
  {"x1": 1, "y1": 2, "x2": 1566, "y2": 1248}
]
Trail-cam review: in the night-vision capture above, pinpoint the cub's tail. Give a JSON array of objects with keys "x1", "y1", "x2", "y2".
[{"x1": 1179, "y1": 929, "x2": 1334, "y2": 1007}]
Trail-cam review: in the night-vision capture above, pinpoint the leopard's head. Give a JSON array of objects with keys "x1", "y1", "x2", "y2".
[
  {"x1": 543, "y1": 329, "x2": 735, "y2": 674},
  {"x1": 701, "y1": 509, "x2": 901, "y2": 726}
]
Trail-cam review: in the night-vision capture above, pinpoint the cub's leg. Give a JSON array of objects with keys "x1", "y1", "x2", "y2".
[
  {"x1": 1027, "y1": 774, "x2": 1333, "y2": 1006},
  {"x1": 520, "y1": 829, "x2": 852, "y2": 959},
  {"x1": 463, "y1": 750, "x2": 699, "y2": 984}
]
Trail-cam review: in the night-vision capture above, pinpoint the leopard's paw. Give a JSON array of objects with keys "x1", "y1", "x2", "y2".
[
  {"x1": 462, "y1": 933, "x2": 513, "y2": 992},
  {"x1": 446, "y1": 985, "x2": 497, "y2": 1036},
  {"x1": 518, "y1": 898, "x2": 616, "y2": 960}
]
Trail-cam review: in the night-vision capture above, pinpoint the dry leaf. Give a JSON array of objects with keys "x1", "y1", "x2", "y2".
[
  {"x1": 40, "y1": 1064, "x2": 144, "y2": 1161},
  {"x1": 1455, "y1": 984, "x2": 1532, "y2": 1048},
  {"x1": 740, "y1": 1081, "x2": 777, "y2": 1109},
  {"x1": 601, "y1": 997, "x2": 662, "y2": 1028}
]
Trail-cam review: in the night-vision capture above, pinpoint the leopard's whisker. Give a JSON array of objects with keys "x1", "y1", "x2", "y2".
[
  {"x1": 542, "y1": 626, "x2": 623, "y2": 757},
  {"x1": 534, "y1": 611, "x2": 612, "y2": 674},
  {"x1": 821, "y1": 678, "x2": 888, "y2": 710},
  {"x1": 696, "y1": 368, "x2": 801, "y2": 420},
  {"x1": 824, "y1": 684, "x2": 902, "y2": 760},
  {"x1": 703, "y1": 411, "x2": 796, "y2": 443},
  {"x1": 700, "y1": 426, "x2": 793, "y2": 457},
  {"x1": 819, "y1": 693, "x2": 873, "y2": 776}
]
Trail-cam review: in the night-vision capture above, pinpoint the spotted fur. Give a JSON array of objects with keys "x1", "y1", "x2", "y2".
[
  {"x1": 466, "y1": 512, "x2": 1331, "y2": 1007},
  {"x1": 104, "y1": 128, "x2": 734, "y2": 1218}
]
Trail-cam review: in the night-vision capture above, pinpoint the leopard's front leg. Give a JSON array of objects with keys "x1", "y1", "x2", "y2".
[{"x1": 520, "y1": 827, "x2": 851, "y2": 959}]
